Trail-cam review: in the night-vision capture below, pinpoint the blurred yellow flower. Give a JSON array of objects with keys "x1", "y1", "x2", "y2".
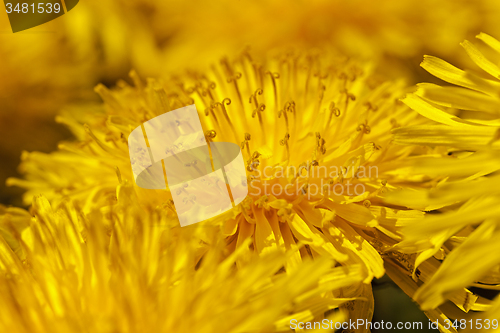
[
  {"x1": 8, "y1": 46, "x2": 485, "y2": 326},
  {"x1": 70, "y1": 0, "x2": 500, "y2": 80},
  {"x1": 0, "y1": 8, "x2": 97, "y2": 205}
]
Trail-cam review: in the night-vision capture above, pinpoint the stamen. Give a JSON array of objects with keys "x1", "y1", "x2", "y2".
[
  {"x1": 293, "y1": 161, "x2": 309, "y2": 182},
  {"x1": 204, "y1": 104, "x2": 220, "y2": 127},
  {"x1": 340, "y1": 88, "x2": 356, "y2": 114},
  {"x1": 206, "y1": 82, "x2": 217, "y2": 101},
  {"x1": 317, "y1": 84, "x2": 326, "y2": 113},
  {"x1": 246, "y1": 151, "x2": 261, "y2": 173},
  {"x1": 304, "y1": 63, "x2": 312, "y2": 102},
  {"x1": 348, "y1": 65, "x2": 363, "y2": 82},
  {"x1": 166, "y1": 146, "x2": 178, "y2": 160},
  {"x1": 227, "y1": 72, "x2": 243, "y2": 107},
  {"x1": 365, "y1": 102, "x2": 378, "y2": 112},
  {"x1": 280, "y1": 133, "x2": 290, "y2": 163},
  {"x1": 251, "y1": 104, "x2": 266, "y2": 119},
  {"x1": 327, "y1": 101, "x2": 341, "y2": 127},
  {"x1": 84, "y1": 124, "x2": 117, "y2": 156},
  {"x1": 94, "y1": 84, "x2": 122, "y2": 111},
  {"x1": 249, "y1": 88, "x2": 264, "y2": 110},
  {"x1": 210, "y1": 64, "x2": 226, "y2": 96},
  {"x1": 163, "y1": 199, "x2": 176, "y2": 213},
  {"x1": 356, "y1": 121, "x2": 371, "y2": 134},
  {"x1": 170, "y1": 93, "x2": 185, "y2": 109},
  {"x1": 249, "y1": 89, "x2": 266, "y2": 140},
  {"x1": 239, "y1": 49, "x2": 253, "y2": 92},
  {"x1": 265, "y1": 71, "x2": 280, "y2": 108},
  {"x1": 314, "y1": 71, "x2": 328, "y2": 90},
  {"x1": 129, "y1": 70, "x2": 144, "y2": 91},
  {"x1": 314, "y1": 132, "x2": 327, "y2": 159},
  {"x1": 193, "y1": 83, "x2": 210, "y2": 108},
  {"x1": 212, "y1": 98, "x2": 237, "y2": 140},
  {"x1": 220, "y1": 57, "x2": 234, "y2": 76},
  {"x1": 153, "y1": 88, "x2": 171, "y2": 113},
  {"x1": 278, "y1": 101, "x2": 295, "y2": 134},
  {"x1": 185, "y1": 160, "x2": 203, "y2": 176},
  {"x1": 204, "y1": 130, "x2": 217, "y2": 141},
  {"x1": 252, "y1": 63, "x2": 264, "y2": 91},
  {"x1": 115, "y1": 166, "x2": 123, "y2": 184},
  {"x1": 375, "y1": 179, "x2": 388, "y2": 195},
  {"x1": 241, "y1": 132, "x2": 252, "y2": 156},
  {"x1": 172, "y1": 78, "x2": 195, "y2": 105},
  {"x1": 339, "y1": 72, "x2": 349, "y2": 90},
  {"x1": 219, "y1": 98, "x2": 233, "y2": 124},
  {"x1": 255, "y1": 195, "x2": 269, "y2": 208},
  {"x1": 300, "y1": 183, "x2": 309, "y2": 195}
]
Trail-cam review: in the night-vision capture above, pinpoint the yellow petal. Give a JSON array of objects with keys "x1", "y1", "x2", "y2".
[
  {"x1": 461, "y1": 40, "x2": 500, "y2": 80},
  {"x1": 402, "y1": 94, "x2": 474, "y2": 127},
  {"x1": 415, "y1": 83, "x2": 500, "y2": 114},
  {"x1": 421, "y1": 55, "x2": 500, "y2": 96}
]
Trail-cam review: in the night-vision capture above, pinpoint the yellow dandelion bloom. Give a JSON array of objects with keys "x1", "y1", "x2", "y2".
[
  {"x1": 9, "y1": 48, "x2": 463, "y2": 325},
  {"x1": 4, "y1": 0, "x2": 500, "y2": 208},
  {"x1": 0, "y1": 185, "x2": 362, "y2": 332},
  {"x1": 385, "y1": 33, "x2": 500, "y2": 318},
  {"x1": 4, "y1": 1, "x2": 500, "y2": 330}
]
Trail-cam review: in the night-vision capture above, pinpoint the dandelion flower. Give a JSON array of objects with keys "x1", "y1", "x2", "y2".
[
  {"x1": 386, "y1": 33, "x2": 500, "y2": 319},
  {"x1": 0, "y1": 186, "x2": 363, "y2": 332},
  {"x1": 8, "y1": 48, "x2": 459, "y2": 323}
]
